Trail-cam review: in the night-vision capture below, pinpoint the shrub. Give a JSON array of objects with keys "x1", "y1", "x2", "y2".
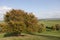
[
  {"x1": 46, "y1": 26, "x2": 52, "y2": 31},
  {"x1": 55, "y1": 24, "x2": 60, "y2": 30},
  {"x1": 51, "y1": 26, "x2": 56, "y2": 31},
  {"x1": 52, "y1": 24, "x2": 60, "y2": 31},
  {"x1": 38, "y1": 24, "x2": 46, "y2": 33}
]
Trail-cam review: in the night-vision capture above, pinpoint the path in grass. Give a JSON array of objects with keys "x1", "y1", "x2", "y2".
[
  {"x1": 0, "y1": 33, "x2": 60, "y2": 40},
  {"x1": 31, "y1": 34, "x2": 60, "y2": 40}
]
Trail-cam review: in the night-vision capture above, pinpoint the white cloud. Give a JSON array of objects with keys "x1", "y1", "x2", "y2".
[
  {"x1": 0, "y1": 6, "x2": 12, "y2": 20},
  {"x1": 0, "y1": 6, "x2": 60, "y2": 20},
  {"x1": 0, "y1": 6, "x2": 12, "y2": 13},
  {"x1": 37, "y1": 9, "x2": 60, "y2": 19}
]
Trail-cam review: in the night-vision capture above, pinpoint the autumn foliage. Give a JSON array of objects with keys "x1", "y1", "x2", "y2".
[{"x1": 4, "y1": 9, "x2": 39, "y2": 35}]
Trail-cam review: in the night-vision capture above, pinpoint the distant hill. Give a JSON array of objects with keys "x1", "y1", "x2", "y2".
[
  {"x1": 39, "y1": 18, "x2": 60, "y2": 21},
  {"x1": 39, "y1": 18, "x2": 60, "y2": 27}
]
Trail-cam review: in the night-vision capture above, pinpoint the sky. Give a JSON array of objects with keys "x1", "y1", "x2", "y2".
[{"x1": 0, "y1": 0, "x2": 60, "y2": 20}]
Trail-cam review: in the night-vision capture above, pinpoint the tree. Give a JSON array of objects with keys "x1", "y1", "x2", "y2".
[{"x1": 4, "y1": 9, "x2": 39, "y2": 36}]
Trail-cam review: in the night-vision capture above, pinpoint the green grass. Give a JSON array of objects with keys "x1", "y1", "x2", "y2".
[
  {"x1": 0, "y1": 32, "x2": 60, "y2": 40},
  {"x1": 36, "y1": 31, "x2": 60, "y2": 37},
  {"x1": 0, "y1": 33, "x2": 5, "y2": 38},
  {"x1": 0, "y1": 20, "x2": 60, "y2": 40},
  {"x1": 39, "y1": 20, "x2": 60, "y2": 27}
]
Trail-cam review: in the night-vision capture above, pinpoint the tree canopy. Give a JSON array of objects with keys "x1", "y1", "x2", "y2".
[{"x1": 4, "y1": 9, "x2": 39, "y2": 36}]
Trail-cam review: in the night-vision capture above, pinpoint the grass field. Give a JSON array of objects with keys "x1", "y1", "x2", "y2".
[
  {"x1": 0, "y1": 20, "x2": 60, "y2": 40},
  {"x1": 37, "y1": 31, "x2": 60, "y2": 37},
  {"x1": 39, "y1": 20, "x2": 60, "y2": 27},
  {"x1": 0, "y1": 32, "x2": 60, "y2": 40}
]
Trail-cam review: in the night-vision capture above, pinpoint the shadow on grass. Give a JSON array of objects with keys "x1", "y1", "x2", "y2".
[{"x1": 4, "y1": 33, "x2": 26, "y2": 37}]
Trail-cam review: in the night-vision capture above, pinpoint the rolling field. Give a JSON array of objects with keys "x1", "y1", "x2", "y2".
[
  {"x1": 39, "y1": 20, "x2": 60, "y2": 27},
  {"x1": 0, "y1": 20, "x2": 60, "y2": 40},
  {"x1": 0, "y1": 32, "x2": 60, "y2": 40}
]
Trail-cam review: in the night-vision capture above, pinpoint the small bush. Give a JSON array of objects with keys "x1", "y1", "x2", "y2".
[
  {"x1": 52, "y1": 24, "x2": 60, "y2": 31},
  {"x1": 38, "y1": 24, "x2": 46, "y2": 33},
  {"x1": 55, "y1": 24, "x2": 60, "y2": 30},
  {"x1": 51, "y1": 26, "x2": 56, "y2": 31},
  {"x1": 46, "y1": 26, "x2": 53, "y2": 31}
]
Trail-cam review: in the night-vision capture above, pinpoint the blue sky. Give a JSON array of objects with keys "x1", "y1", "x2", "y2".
[{"x1": 0, "y1": 0, "x2": 60, "y2": 20}]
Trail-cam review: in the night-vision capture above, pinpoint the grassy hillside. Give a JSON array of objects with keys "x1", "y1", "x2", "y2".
[
  {"x1": 0, "y1": 33, "x2": 60, "y2": 40},
  {"x1": 0, "y1": 20, "x2": 60, "y2": 40},
  {"x1": 39, "y1": 20, "x2": 60, "y2": 27}
]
